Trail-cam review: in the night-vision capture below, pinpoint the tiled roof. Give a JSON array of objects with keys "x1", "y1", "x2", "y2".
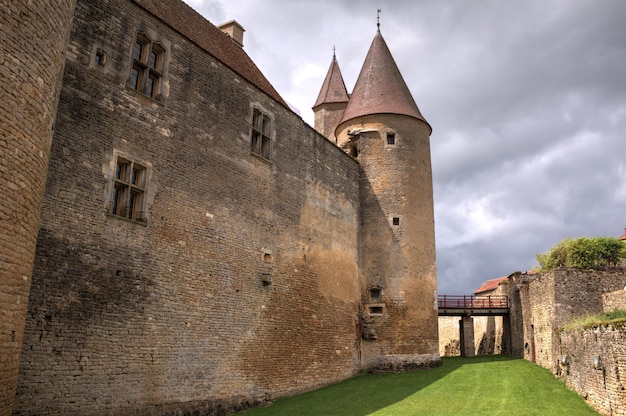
[
  {"x1": 313, "y1": 53, "x2": 349, "y2": 109},
  {"x1": 133, "y1": 0, "x2": 288, "y2": 108},
  {"x1": 474, "y1": 276, "x2": 508, "y2": 295},
  {"x1": 338, "y1": 30, "x2": 430, "y2": 131},
  {"x1": 620, "y1": 228, "x2": 626, "y2": 241}
]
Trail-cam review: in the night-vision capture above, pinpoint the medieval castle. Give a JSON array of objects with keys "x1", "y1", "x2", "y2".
[{"x1": 1, "y1": 1, "x2": 439, "y2": 414}]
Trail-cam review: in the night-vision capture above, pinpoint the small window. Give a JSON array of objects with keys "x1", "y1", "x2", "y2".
[
  {"x1": 369, "y1": 287, "x2": 381, "y2": 299},
  {"x1": 95, "y1": 49, "x2": 107, "y2": 66},
  {"x1": 386, "y1": 133, "x2": 396, "y2": 145},
  {"x1": 251, "y1": 109, "x2": 272, "y2": 160},
  {"x1": 110, "y1": 157, "x2": 148, "y2": 222},
  {"x1": 369, "y1": 306, "x2": 383, "y2": 315},
  {"x1": 392, "y1": 217, "x2": 400, "y2": 226},
  {"x1": 129, "y1": 33, "x2": 166, "y2": 100}
]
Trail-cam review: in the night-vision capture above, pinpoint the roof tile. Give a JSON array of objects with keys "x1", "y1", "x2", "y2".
[
  {"x1": 313, "y1": 53, "x2": 349, "y2": 109},
  {"x1": 338, "y1": 30, "x2": 430, "y2": 131},
  {"x1": 132, "y1": 0, "x2": 287, "y2": 108}
]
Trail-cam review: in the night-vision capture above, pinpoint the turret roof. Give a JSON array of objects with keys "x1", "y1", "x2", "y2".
[
  {"x1": 338, "y1": 30, "x2": 430, "y2": 131},
  {"x1": 313, "y1": 52, "x2": 349, "y2": 109}
]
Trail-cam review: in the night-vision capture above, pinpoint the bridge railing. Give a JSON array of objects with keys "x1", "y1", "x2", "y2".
[{"x1": 438, "y1": 295, "x2": 508, "y2": 310}]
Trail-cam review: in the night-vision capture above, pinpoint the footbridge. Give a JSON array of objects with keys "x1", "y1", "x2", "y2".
[
  {"x1": 438, "y1": 295, "x2": 509, "y2": 316},
  {"x1": 437, "y1": 295, "x2": 511, "y2": 357}
]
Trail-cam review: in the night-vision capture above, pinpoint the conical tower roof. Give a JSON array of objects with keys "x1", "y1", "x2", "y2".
[
  {"x1": 338, "y1": 30, "x2": 430, "y2": 131},
  {"x1": 313, "y1": 52, "x2": 350, "y2": 109}
]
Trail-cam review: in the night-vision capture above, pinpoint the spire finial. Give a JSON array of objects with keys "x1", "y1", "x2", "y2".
[
  {"x1": 377, "y1": 8, "x2": 381, "y2": 31},
  {"x1": 333, "y1": 45, "x2": 336, "y2": 59}
]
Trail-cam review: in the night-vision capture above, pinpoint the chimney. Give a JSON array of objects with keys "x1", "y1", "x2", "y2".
[{"x1": 218, "y1": 20, "x2": 245, "y2": 48}]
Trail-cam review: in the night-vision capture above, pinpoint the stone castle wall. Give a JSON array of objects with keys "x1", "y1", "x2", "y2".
[
  {"x1": 602, "y1": 289, "x2": 626, "y2": 312},
  {"x1": 13, "y1": 1, "x2": 363, "y2": 414},
  {"x1": 513, "y1": 269, "x2": 626, "y2": 415},
  {"x1": 438, "y1": 317, "x2": 460, "y2": 356},
  {"x1": 558, "y1": 325, "x2": 626, "y2": 416},
  {"x1": 438, "y1": 316, "x2": 504, "y2": 357},
  {"x1": 518, "y1": 269, "x2": 626, "y2": 371},
  {"x1": 0, "y1": 2, "x2": 76, "y2": 415}
]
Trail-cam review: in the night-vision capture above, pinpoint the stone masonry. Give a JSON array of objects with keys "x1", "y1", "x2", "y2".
[
  {"x1": 0, "y1": 2, "x2": 76, "y2": 415},
  {"x1": 3, "y1": 0, "x2": 440, "y2": 414},
  {"x1": 510, "y1": 268, "x2": 626, "y2": 415}
]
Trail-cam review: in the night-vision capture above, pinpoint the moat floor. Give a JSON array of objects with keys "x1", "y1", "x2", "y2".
[{"x1": 240, "y1": 356, "x2": 598, "y2": 416}]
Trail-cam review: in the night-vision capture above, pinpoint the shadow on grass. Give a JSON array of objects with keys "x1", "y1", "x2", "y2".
[{"x1": 240, "y1": 355, "x2": 520, "y2": 416}]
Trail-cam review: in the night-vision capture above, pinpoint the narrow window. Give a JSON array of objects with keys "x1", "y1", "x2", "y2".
[
  {"x1": 110, "y1": 157, "x2": 148, "y2": 222},
  {"x1": 95, "y1": 49, "x2": 106, "y2": 66},
  {"x1": 392, "y1": 217, "x2": 400, "y2": 226},
  {"x1": 129, "y1": 33, "x2": 166, "y2": 100},
  {"x1": 130, "y1": 66, "x2": 141, "y2": 90},
  {"x1": 387, "y1": 133, "x2": 396, "y2": 145},
  {"x1": 251, "y1": 109, "x2": 272, "y2": 160},
  {"x1": 133, "y1": 40, "x2": 144, "y2": 60},
  {"x1": 146, "y1": 73, "x2": 156, "y2": 97}
]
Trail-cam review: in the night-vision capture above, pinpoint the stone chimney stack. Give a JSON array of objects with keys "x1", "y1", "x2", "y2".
[{"x1": 218, "y1": 20, "x2": 245, "y2": 47}]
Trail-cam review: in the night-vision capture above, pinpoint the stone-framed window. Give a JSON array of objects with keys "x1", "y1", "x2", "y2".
[
  {"x1": 129, "y1": 31, "x2": 166, "y2": 100},
  {"x1": 110, "y1": 156, "x2": 149, "y2": 222},
  {"x1": 368, "y1": 305, "x2": 384, "y2": 316},
  {"x1": 386, "y1": 132, "x2": 396, "y2": 145},
  {"x1": 250, "y1": 108, "x2": 272, "y2": 160}
]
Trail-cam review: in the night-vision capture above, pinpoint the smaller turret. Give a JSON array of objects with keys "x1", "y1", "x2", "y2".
[{"x1": 312, "y1": 50, "x2": 349, "y2": 143}]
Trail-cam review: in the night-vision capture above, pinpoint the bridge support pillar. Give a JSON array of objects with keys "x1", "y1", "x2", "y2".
[
  {"x1": 459, "y1": 316, "x2": 475, "y2": 357},
  {"x1": 501, "y1": 314, "x2": 512, "y2": 355}
]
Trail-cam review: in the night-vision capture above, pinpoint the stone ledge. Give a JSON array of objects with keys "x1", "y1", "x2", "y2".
[{"x1": 370, "y1": 353, "x2": 442, "y2": 373}]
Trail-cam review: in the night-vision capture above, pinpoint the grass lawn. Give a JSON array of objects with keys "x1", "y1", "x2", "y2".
[{"x1": 240, "y1": 356, "x2": 598, "y2": 415}]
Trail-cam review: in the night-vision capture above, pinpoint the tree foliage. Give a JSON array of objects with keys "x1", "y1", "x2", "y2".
[{"x1": 536, "y1": 237, "x2": 625, "y2": 271}]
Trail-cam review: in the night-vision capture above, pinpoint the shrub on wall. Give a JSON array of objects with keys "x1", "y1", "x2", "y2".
[{"x1": 536, "y1": 237, "x2": 625, "y2": 271}]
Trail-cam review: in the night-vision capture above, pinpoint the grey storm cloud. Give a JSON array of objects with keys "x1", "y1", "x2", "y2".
[{"x1": 185, "y1": 0, "x2": 626, "y2": 294}]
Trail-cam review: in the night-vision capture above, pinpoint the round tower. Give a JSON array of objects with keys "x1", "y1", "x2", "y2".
[
  {"x1": 0, "y1": 1, "x2": 76, "y2": 414},
  {"x1": 335, "y1": 29, "x2": 440, "y2": 371}
]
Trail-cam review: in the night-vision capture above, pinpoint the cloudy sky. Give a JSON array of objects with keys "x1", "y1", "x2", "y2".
[{"x1": 184, "y1": 0, "x2": 626, "y2": 295}]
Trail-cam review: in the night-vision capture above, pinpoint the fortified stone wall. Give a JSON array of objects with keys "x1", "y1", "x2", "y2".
[
  {"x1": 512, "y1": 269, "x2": 626, "y2": 415},
  {"x1": 603, "y1": 290, "x2": 626, "y2": 312},
  {"x1": 518, "y1": 269, "x2": 626, "y2": 371},
  {"x1": 525, "y1": 272, "x2": 556, "y2": 369},
  {"x1": 438, "y1": 317, "x2": 460, "y2": 356},
  {"x1": 0, "y1": 2, "x2": 76, "y2": 415},
  {"x1": 507, "y1": 272, "x2": 526, "y2": 358},
  {"x1": 14, "y1": 1, "x2": 361, "y2": 414},
  {"x1": 558, "y1": 326, "x2": 626, "y2": 416},
  {"x1": 474, "y1": 316, "x2": 504, "y2": 355},
  {"x1": 438, "y1": 316, "x2": 504, "y2": 357}
]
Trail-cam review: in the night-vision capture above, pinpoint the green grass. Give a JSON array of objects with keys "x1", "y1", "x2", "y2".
[
  {"x1": 560, "y1": 308, "x2": 626, "y2": 332},
  {"x1": 240, "y1": 356, "x2": 598, "y2": 415}
]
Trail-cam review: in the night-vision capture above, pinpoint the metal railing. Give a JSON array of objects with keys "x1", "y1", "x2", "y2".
[{"x1": 438, "y1": 295, "x2": 508, "y2": 310}]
